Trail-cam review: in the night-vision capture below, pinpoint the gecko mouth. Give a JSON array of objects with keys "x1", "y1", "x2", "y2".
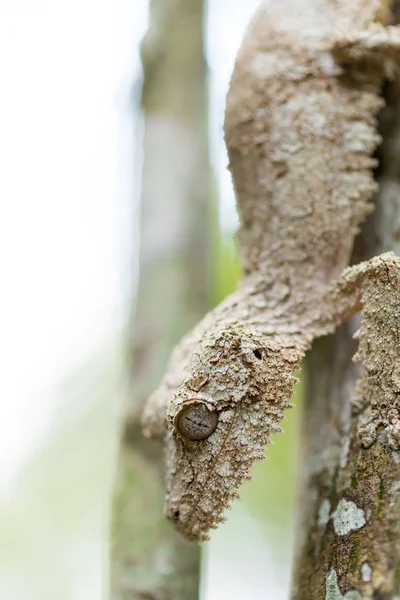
[{"x1": 166, "y1": 502, "x2": 213, "y2": 541}]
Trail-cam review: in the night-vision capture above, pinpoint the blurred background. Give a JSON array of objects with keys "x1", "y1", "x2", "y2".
[{"x1": 0, "y1": 1, "x2": 301, "y2": 598}]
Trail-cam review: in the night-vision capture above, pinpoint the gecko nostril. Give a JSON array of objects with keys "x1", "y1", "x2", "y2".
[
  {"x1": 253, "y1": 349, "x2": 262, "y2": 360},
  {"x1": 172, "y1": 510, "x2": 180, "y2": 521}
]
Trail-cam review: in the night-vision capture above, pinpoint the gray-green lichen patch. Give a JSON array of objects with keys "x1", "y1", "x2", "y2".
[
  {"x1": 325, "y1": 569, "x2": 362, "y2": 600},
  {"x1": 390, "y1": 480, "x2": 400, "y2": 495},
  {"x1": 333, "y1": 499, "x2": 366, "y2": 536},
  {"x1": 361, "y1": 562, "x2": 372, "y2": 583},
  {"x1": 318, "y1": 499, "x2": 331, "y2": 526},
  {"x1": 392, "y1": 450, "x2": 400, "y2": 464}
]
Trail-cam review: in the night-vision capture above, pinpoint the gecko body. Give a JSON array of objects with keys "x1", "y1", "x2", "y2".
[{"x1": 142, "y1": 0, "x2": 400, "y2": 541}]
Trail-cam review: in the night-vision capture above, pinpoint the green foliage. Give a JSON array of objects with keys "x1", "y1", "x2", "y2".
[{"x1": 210, "y1": 233, "x2": 241, "y2": 308}]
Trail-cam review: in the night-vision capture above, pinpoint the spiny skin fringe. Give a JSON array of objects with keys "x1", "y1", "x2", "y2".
[
  {"x1": 161, "y1": 334, "x2": 301, "y2": 541},
  {"x1": 186, "y1": 419, "x2": 289, "y2": 541}
]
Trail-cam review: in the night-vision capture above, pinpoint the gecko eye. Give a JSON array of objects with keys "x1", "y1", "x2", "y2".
[{"x1": 176, "y1": 402, "x2": 218, "y2": 441}]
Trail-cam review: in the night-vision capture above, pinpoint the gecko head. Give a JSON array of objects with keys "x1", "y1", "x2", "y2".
[{"x1": 163, "y1": 325, "x2": 300, "y2": 541}]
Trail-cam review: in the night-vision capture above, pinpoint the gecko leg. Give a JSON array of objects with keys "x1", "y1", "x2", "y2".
[
  {"x1": 321, "y1": 252, "x2": 400, "y2": 450},
  {"x1": 332, "y1": 24, "x2": 400, "y2": 76}
]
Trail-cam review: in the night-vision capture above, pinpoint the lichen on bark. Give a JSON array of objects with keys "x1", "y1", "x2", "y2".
[{"x1": 291, "y1": 3, "x2": 400, "y2": 598}]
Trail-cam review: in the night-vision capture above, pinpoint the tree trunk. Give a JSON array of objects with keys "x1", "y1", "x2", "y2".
[
  {"x1": 291, "y1": 5, "x2": 400, "y2": 599},
  {"x1": 110, "y1": 0, "x2": 210, "y2": 597}
]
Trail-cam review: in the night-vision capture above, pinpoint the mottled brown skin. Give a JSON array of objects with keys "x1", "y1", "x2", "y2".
[{"x1": 142, "y1": 0, "x2": 400, "y2": 545}]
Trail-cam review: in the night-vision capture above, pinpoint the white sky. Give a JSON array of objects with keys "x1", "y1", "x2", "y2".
[
  {"x1": 0, "y1": 0, "x2": 138, "y2": 476},
  {"x1": 0, "y1": 1, "x2": 288, "y2": 599},
  {"x1": 206, "y1": 0, "x2": 261, "y2": 231}
]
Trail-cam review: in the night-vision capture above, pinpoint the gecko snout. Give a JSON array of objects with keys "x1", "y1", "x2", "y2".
[{"x1": 165, "y1": 500, "x2": 206, "y2": 541}]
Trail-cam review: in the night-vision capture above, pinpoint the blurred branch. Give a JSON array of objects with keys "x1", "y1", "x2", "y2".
[
  {"x1": 291, "y1": 4, "x2": 400, "y2": 598},
  {"x1": 111, "y1": 0, "x2": 211, "y2": 597}
]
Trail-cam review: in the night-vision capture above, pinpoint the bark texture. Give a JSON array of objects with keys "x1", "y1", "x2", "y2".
[
  {"x1": 110, "y1": 0, "x2": 210, "y2": 597},
  {"x1": 291, "y1": 4, "x2": 400, "y2": 599}
]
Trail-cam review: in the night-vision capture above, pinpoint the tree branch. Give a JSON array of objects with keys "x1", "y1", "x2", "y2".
[
  {"x1": 110, "y1": 0, "x2": 210, "y2": 597},
  {"x1": 291, "y1": 4, "x2": 400, "y2": 598}
]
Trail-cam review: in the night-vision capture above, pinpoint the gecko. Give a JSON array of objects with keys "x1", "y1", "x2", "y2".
[{"x1": 141, "y1": 0, "x2": 400, "y2": 542}]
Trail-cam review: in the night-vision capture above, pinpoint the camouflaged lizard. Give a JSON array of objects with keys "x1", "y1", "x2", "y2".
[{"x1": 141, "y1": 0, "x2": 400, "y2": 542}]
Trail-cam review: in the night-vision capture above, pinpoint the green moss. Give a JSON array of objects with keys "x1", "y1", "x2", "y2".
[
  {"x1": 379, "y1": 474, "x2": 385, "y2": 500},
  {"x1": 332, "y1": 465, "x2": 340, "y2": 504},
  {"x1": 349, "y1": 539, "x2": 360, "y2": 575},
  {"x1": 329, "y1": 542, "x2": 338, "y2": 567},
  {"x1": 394, "y1": 564, "x2": 400, "y2": 583}
]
